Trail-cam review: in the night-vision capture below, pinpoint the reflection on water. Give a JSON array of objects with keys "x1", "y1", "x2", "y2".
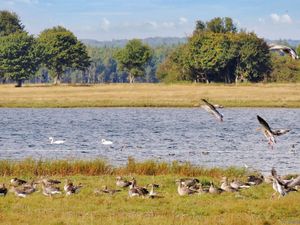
[{"x1": 0, "y1": 108, "x2": 299, "y2": 174}]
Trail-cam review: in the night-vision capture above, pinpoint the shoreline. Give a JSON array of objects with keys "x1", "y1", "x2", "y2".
[{"x1": 1, "y1": 83, "x2": 300, "y2": 108}]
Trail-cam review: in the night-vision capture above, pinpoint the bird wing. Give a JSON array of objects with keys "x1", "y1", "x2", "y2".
[
  {"x1": 286, "y1": 176, "x2": 300, "y2": 188},
  {"x1": 201, "y1": 99, "x2": 223, "y2": 121},
  {"x1": 257, "y1": 115, "x2": 273, "y2": 132},
  {"x1": 272, "y1": 129, "x2": 290, "y2": 136}
]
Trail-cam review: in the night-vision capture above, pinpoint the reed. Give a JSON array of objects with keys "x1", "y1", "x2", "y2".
[
  {"x1": 0, "y1": 83, "x2": 300, "y2": 108},
  {"x1": 0, "y1": 158, "x2": 247, "y2": 178}
]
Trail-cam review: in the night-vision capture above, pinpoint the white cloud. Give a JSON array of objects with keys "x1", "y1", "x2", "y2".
[
  {"x1": 4, "y1": 0, "x2": 38, "y2": 4},
  {"x1": 179, "y1": 17, "x2": 188, "y2": 25},
  {"x1": 100, "y1": 18, "x2": 111, "y2": 31},
  {"x1": 270, "y1": 13, "x2": 292, "y2": 24}
]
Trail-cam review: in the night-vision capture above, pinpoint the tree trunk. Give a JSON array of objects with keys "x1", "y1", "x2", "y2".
[
  {"x1": 15, "y1": 79, "x2": 23, "y2": 87},
  {"x1": 128, "y1": 73, "x2": 135, "y2": 83},
  {"x1": 53, "y1": 73, "x2": 61, "y2": 85}
]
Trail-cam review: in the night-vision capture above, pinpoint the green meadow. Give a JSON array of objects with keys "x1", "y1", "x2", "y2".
[{"x1": 0, "y1": 159, "x2": 299, "y2": 225}]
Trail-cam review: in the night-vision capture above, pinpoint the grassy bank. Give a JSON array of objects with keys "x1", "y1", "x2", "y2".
[
  {"x1": 0, "y1": 159, "x2": 299, "y2": 225},
  {"x1": 1, "y1": 83, "x2": 300, "y2": 108}
]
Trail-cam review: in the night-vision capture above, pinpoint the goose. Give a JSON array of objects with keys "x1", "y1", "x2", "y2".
[
  {"x1": 0, "y1": 184, "x2": 8, "y2": 196},
  {"x1": 116, "y1": 176, "x2": 132, "y2": 188},
  {"x1": 247, "y1": 175, "x2": 264, "y2": 186},
  {"x1": 49, "y1": 137, "x2": 65, "y2": 145},
  {"x1": 10, "y1": 178, "x2": 27, "y2": 187},
  {"x1": 256, "y1": 115, "x2": 290, "y2": 147},
  {"x1": 201, "y1": 99, "x2": 223, "y2": 122},
  {"x1": 271, "y1": 168, "x2": 297, "y2": 198},
  {"x1": 10, "y1": 187, "x2": 28, "y2": 198},
  {"x1": 220, "y1": 177, "x2": 238, "y2": 193},
  {"x1": 209, "y1": 182, "x2": 223, "y2": 194},
  {"x1": 230, "y1": 179, "x2": 250, "y2": 189},
  {"x1": 101, "y1": 185, "x2": 121, "y2": 195},
  {"x1": 128, "y1": 178, "x2": 149, "y2": 197},
  {"x1": 147, "y1": 183, "x2": 163, "y2": 198},
  {"x1": 101, "y1": 139, "x2": 113, "y2": 145},
  {"x1": 177, "y1": 181, "x2": 198, "y2": 196},
  {"x1": 39, "y1": 178, "x2": 61, "y2": 186},
  {"x1": 175, "y1": 178, "x2": 200, "y2": 188},
  {"x1": 269, "y1": 44, "x2": 299, "y2": 60},
  {"x1": 64, "y1": 180, "x2": 82, "y2": 196},
  {"x1": 41, "y1": 182, "x2": 61, "y2": 197}
]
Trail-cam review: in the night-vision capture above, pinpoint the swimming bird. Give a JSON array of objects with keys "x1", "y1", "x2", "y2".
[
  {"x1": 10, "y1": 178, "x2": 27, "y2": 187},
  {"x1": 201, "y1": 99, "x2": 223, "y2": 122},
  {"x1": 116, "y1": 176, "x2": 132, "y2": 188},
  {"x1": 256, "y1": 115, "x2": 290, "y2": 147},
  {"x1": 49, "y1": 137, "x2": 65, "y2": 145},
  {"x1": 269, "y1": 44, "x2": 299, "y2": 60},
  {"x1": 101, "y1": 139, "x2": 113, "y2": 145},
  {"x1": 0, "y1": 184, "x2": 8, "y2": 196}
]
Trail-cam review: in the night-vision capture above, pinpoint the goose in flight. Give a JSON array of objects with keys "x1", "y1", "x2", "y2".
[
  {"x1": 256, "y1": 115, "x2": 290, "y2": 147},
  {"x1": 269, "y1": 44, "x2": 299, "y2": 60},
  {"x1": 49, "y1": 137, "x2": 65, "y2": 145},
  {"x1": 201, "y1": 99, "x2": 223, "y2": 122}
]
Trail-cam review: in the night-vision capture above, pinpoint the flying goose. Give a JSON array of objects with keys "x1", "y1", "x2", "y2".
[
  {"x1": 269, "y1": 44, "x2": 299, "y2": 60},
  {"x1": 257, "y1": 115, "x2": 290, "y2": 147},
  {"x1": 201, "y1": 99, "x2": 223, "y2": 122}
]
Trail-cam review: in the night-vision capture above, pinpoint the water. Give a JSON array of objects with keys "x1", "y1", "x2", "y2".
[{"x1": 0, "y1": 108, "x2": 299, "y2": 174}]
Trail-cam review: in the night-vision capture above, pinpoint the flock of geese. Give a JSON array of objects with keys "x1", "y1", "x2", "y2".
[{"x1": 0, "y1": 167, "x2": 299, "y2": 199}]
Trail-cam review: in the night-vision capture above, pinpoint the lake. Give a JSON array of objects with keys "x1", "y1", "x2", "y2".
[{"x1": 0, "y1": 108, "x2": 299, "y2": 174}]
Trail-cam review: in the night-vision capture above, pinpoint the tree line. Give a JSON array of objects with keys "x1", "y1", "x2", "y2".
[{"x1": 1, "y1": 11, "x2": 300, "y2": 87}]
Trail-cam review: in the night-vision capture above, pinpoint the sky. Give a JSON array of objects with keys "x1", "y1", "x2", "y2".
[{"x1": 1, "y1": 0, "x2": 300, "y2": 41}]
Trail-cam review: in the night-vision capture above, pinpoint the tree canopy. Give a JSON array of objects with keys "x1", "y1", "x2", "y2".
[
  {"x1": 38, "y1": 26, "x2": 90, "y2": 84},
  {"x1": 0, "y1": 32, "x2": 40, "y2": 86},
  {"x1": 114, "y1": 39, "x2": 153, "y2": 83},
  {"x1": 0, "y1": 10, "x2": 24, "y2": 37}
]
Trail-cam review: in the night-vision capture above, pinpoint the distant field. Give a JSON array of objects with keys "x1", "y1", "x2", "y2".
[
  {"x1": 1, "y1": 83, "x2": 300, "y2": 108},
  {"x1": 0, "y1": 159, "x2": 299, "y2": 225}
]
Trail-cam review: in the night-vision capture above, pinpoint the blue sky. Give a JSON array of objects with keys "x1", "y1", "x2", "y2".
[{"x1": 1, "y1": 0, "x2": 300, "y2": 40}]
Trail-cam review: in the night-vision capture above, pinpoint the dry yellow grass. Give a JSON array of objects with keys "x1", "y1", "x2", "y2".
[{"x1": 1, "y1": 83, "x2": 300, "y2": 108}]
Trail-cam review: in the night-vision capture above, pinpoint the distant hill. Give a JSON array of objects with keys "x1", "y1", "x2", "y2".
[
  {"x1": 81, "y1": 37, "x2": 300, "y2": 48},
  {"x1": 81, "y1": 37, "x2": 187, "y2": 48}
]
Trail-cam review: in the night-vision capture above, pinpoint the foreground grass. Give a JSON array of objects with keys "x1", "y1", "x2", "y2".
[
  {"x1": 0, "y1": 159, "x2": 299, "y2": 225},
  {"x1": 1, "y1": 83, "x2": 300, "y2": 108}
]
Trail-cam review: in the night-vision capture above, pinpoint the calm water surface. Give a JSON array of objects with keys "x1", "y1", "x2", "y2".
[{"x1": 0, "y1": 108, "x2": 299, "y2": 174}]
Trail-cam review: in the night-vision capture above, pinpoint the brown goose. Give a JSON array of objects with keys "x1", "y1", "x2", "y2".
[
  {"x1": 209, "y1": 182, "x2": 223, "y2": 194},
  {"x1": 177, "y1": 181, "x2": 198, "y2": 196},
  {"x1": 10, "y1": 178, "x2": 27, "y2": 187},
  {"x1": 257, "y1": 115, "x2": 290, "y2": 147},
  {"x1": 201, "y1": 99, "x2": 223, "y2": 122},
  {"x1": 42, "y1": 181, "x2": 61, "y2": 197},
  {"x1": 100, "y1": 185, "x2": 121, "y2": 195},
  {"x1": 128, "y1": 178, "x2": 149, "y2": 197},
  {"x1": 64, "y1": 180, "x2": 82, "y2": 196},
  {"x1": 116, "y1": 176, "x2": 132, "y2": 188}
]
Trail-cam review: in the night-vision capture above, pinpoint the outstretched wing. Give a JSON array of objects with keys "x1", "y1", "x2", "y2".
[
  {"x1": 201, "y1": 99, "x2": 223, "y2": 122},
  {"x1": 272, "y1": 129, "x2": 290, "y2": 136},
  {"x1": 257, "y1": 115, "x2": 272, "y2": 132}
]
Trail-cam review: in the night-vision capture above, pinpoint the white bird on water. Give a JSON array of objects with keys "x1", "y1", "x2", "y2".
[
  {"x1": 101, "y1": 139, "x2": 113, "y2": 145},
  {"x1": 49, "y1": 137, "x2": 65, "y2": 145}
]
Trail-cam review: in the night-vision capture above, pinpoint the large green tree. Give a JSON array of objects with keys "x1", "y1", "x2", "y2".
[
  {"x1": 0, "y1": 10, "x2": 24, "y2": 37},
  {"x1": 0, "y1": 32, "x2": 40, "y2": 87},
  {"x1": 38, "y1": 26, "x2": 90, "y2": 84},
  {"x1": 114, "y1": 39, "x2": 153, "y2": 83}
]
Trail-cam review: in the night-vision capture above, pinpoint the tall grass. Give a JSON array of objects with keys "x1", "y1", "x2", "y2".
[{"x1": 0, "y1": 158, "x2": 247, "y2": 178}]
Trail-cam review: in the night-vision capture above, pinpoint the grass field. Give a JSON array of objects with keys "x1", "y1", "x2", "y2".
[
  {"x1": 0, "y1": 159, "x2": 299, "y2": 225},
  {"x1": 1, "y1": 83, "x2": 300, "y2": 108}
]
